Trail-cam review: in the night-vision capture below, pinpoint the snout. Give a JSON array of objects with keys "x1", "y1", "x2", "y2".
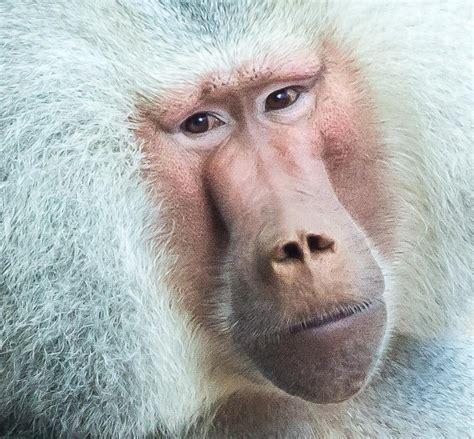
[{"x1": 205, "y1": 143, "x2": 388, "y2": 404}]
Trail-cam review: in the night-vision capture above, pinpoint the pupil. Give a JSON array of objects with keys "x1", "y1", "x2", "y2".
[
  {"x1": 275, "y1": 90, "x2": 288, "y2": 101},
  {"x1": 194, "y1": 115, "x2": 206, "y2": 125},
  {"x1": 185, "y1": 113, "x2": 209, "y2": 133},
  {"x1": 265, "y1": 88, "x2": 297, "y2": 111}
]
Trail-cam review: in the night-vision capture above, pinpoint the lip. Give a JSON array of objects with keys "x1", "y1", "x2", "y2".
[
  {"x1": 287, "y1": 300, "x2": 374, "y2": 335},
  {"x1": 243, "y1": 299, "x2": 387, "y2": 404}
]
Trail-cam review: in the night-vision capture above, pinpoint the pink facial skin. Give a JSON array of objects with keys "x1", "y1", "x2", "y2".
[{"x1": 135, "y1": 42, "x2": 394, "y2": 404}]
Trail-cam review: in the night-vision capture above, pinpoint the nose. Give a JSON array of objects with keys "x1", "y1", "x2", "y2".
[
  {"x1": 255, "y1": 228, "x2": 338, "y2": 288},
  {"x1": 255, "y1": 230, "x2": 339, "y2": 289},
  {"x1": 272, "y1": 233, "x2": 336, "y2": 263}
]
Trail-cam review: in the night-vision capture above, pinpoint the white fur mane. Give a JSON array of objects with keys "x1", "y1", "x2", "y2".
[{"x1": 1, "y1": 1, "x2": 472, "y2": 436}]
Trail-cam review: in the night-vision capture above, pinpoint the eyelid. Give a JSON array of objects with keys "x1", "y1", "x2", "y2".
[
  {"x1": 271, "y1": 85, "x2": 308, "y2": 95},
  {"x1": 205, "y1": 111, "x2": 225, "y2": 121},
  {"x1": 289, "y1": 85, "x2": 308, "y2": 93},
  {"x1": 189, "y1": 112, "x2": 225, "y2": 123},
  {"x1": 183, "y1": 111, "x2": 224, "y2": 124}
]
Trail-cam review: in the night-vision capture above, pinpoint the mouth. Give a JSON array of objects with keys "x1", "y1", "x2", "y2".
[
  {"x1": 287, "y1": 300, "x2": 374, "y2": 335},
  {"x1": 242, "y1": 299, "x2": 387, "y2": 404}
]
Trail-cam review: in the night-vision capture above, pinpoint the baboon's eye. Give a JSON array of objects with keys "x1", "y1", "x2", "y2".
[
  {"x1": 181, "y1": 112, "x2": 224, "y2": 135},
  {"x1": 265, "y1": 87, "x2": 301, "y2": 112}
]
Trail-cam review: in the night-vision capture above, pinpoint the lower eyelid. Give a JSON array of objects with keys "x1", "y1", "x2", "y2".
[{"x1": 268, "y1": 94, "x2": 313, "y2": 122}]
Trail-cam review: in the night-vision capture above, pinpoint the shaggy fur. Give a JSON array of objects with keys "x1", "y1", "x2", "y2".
[{"x1": 1, "y1": 0, "x2": 472, "y2": 437}]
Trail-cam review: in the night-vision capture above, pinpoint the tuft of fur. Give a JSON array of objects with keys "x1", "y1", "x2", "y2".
[{"x1": 1, "y1": 1, "x2": 472, "y2": 437}]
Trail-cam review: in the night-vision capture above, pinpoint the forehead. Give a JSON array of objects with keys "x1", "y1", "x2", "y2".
[
  {"x1": 131, "y1": 1, "x2": 327, "y2": 121},
  {"x1": 190, "y1": 54, "x2": 320, "y2": 98},
  {"x1": 131, "y1": 1, "x2": 325, "y2": 82}
]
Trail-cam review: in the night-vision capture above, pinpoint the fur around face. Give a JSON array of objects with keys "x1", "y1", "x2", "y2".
[{"x1": 1, "y1": 0, "x2": 472, "y2": 437}]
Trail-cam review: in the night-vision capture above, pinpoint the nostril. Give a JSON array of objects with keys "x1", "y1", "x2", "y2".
[
  {"x1": 272, "y1": 234, "x2": 335, "y2": 264},
  {"x1": 281, "y1": 242, "x2": 304, "y2": 261},
  {"x1": 307, "y1": 234, "x2": 335, "y2": 253}
]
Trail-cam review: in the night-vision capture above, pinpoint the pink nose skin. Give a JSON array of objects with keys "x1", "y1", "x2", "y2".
[
  {"x1": 255, "y1": 228, "x2": 341, "y2": 292},
  {"x1": 273, "y1": 233, "x2": 336, "y2": 263}
]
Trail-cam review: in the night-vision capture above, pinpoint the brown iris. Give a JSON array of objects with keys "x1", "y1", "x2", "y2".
[
  {"x1": 265, "y1": 87, "x2": 300, "y2": 112},
  {"x1": 182, "y1": 113, "x2": 223, "y2": 134}
]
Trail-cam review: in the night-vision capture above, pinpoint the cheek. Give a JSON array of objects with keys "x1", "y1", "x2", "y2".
[
  {"x1": 314, "y1": 56, "x2": 395, "y2": 254},
  {"x1": 318, "y1": 102, "x2": 358, "y2": 162},
  {"x1": 137, "y1": 123, "x2": 221, "y2": 314},
  {"x1": 148, "y1": 148, "x2": 205, "y2": 239}
]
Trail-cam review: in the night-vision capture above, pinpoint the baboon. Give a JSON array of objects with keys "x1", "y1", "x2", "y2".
[{"x1": 1, "y1": 1, "x2": 472, "y2": 437}]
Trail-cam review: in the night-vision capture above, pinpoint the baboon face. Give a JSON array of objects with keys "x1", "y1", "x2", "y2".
[{"x1": 137, "y1": 43, "x2": 393, "y2": 403}]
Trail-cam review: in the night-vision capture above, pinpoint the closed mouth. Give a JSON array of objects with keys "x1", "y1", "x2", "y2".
[{"x1": 287, "y1": 300, "x2": 373, "y2": 334}]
